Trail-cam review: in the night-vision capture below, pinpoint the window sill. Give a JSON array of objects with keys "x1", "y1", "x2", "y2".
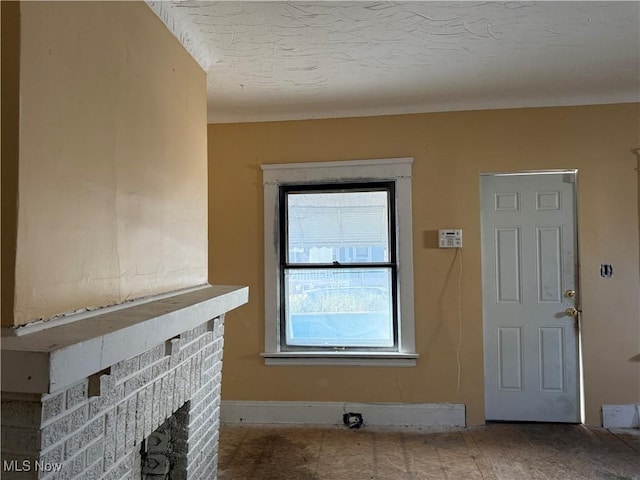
[{"x1": 261, "y1": 351, "x2": 418, "y2": 367}]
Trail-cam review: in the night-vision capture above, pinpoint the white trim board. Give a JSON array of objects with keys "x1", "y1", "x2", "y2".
[
  {"x1": 602, "y1": 404, "x2": 640, "y2": 429},
  {"x1": 1, "y1": 285, "x2": 248, "y2": 393},
  {"x1": 260, "y1": 158, "x2": 416, "y2": 366},
  {"x1": 221, "y1": 401, "x2": 465, "y2": 427}
]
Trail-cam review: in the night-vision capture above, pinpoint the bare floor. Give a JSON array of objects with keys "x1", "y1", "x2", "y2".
[{"x1": 218, "y1": 423, "x2": 640, "y2": 480}]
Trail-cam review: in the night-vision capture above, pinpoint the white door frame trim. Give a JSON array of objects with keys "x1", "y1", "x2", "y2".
[{"x1": 479, "y1": 169, "x2": 584, "y2": 424}]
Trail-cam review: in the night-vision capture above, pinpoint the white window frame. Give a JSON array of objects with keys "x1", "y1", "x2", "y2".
[{"x1": 261, "y1": 158, "x2": 417, "y2": 366}]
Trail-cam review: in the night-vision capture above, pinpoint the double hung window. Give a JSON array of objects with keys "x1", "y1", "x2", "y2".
[
  {"x1": 280, "y1": 182, "x2": 397, "y2": 349},
  {"x1": 261, "y1": 158, "x2": 417, "y2": 366}
]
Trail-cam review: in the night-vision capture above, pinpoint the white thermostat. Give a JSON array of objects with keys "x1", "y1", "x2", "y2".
[{"x1": 439, "y1": 229, "x2": 463, "y2": 248}]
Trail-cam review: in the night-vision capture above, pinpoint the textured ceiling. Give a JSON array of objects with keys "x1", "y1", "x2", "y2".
[{"x1": 170, "y1": 1, "x2": 639, "y2": 123}]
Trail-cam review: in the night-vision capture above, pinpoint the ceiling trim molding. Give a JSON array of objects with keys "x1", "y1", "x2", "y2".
[
  {"x1": 207, "y1": 96, "x2": 638, "y2": 125},
  {"x1": 146, "y1": 1, "x2": 212, "y2": 72}
]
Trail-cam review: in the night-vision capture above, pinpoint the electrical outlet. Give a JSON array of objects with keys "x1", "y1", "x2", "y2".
[
  {"x1": 439, "y1": 229, "x2": 462, "y2": 248},
  {"x1": 600, "y1": 264, "x2": 613, "y2": 278}
]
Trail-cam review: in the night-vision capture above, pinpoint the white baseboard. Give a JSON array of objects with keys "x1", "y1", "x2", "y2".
[
  {"x1": 220, "y1": 401, "x2": 466, "y2": 427},
  {"x1": 602, "y1": 404, "x2": 640, "y2": 429}
]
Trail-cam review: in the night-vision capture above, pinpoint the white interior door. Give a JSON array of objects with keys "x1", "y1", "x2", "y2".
[{"x1": 481, "y1": 172, "x2": 580, "y2": 423}]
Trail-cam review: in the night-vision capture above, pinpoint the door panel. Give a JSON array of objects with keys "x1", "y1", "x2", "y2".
[
  {"x1": 482, "y1": 173, "x2": 580, "y2": 423},
  {"x1": 539, "y1": 327, "x2": 564, "y2": 392},
  {"x1": 496, "y1": 227, "x2": 521, "y2": 303},
  {"x1": 536, "y1": 226, "x2": 562, "y2": 303},
  {"x1": 498, "y1": 327, "x2": 523, "y2": 391}
]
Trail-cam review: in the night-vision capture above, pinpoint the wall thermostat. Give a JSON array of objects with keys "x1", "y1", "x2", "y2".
[{"x1": 439, "y1": 229, "x2": 463, "y2": 248}]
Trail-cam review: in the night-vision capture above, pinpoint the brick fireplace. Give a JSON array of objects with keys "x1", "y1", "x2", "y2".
[{"x1": 1, "y1": 285, "x2": 248, "y2": 480}]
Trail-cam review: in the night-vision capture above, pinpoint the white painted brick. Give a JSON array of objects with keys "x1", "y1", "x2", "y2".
[
  {"x1": 160, "y1": 375, "x2": 170, "y2": 423},
  {"x1": 70, "y1": 452, "x2": 86, "y2": 478},
  {"x1": 41, "y1": 415, "x2": 68, "y2": 450},
  {"x1": 197, "y1": 335, "x2": 207, "y2": 352},
  {"x1": 80, "y1": 460, "x2": 103, "y2": 480},
  {"x1": 103, "y1": 454, "x2": 132, "y2": 480},
  {"x1": 200, "y1": 356, "x2": 213, "y2": 374},
  {"x1": 188, "y1": 360, "x2": 197, "y2": 399},
  {"x1": 212, "y1": 375, "x2": 221, "y2": 398},
  {"x1": 173, "y1": 368, "x2": 183, "y2": 412},
  {"x1": 65, "y1": 381, "x2": 88, "y2": 410},
  {"x1": 179, "y1": 343, "x2": 191, "y2": 364},
  {"x1": 59, "y1": 451, "x2": 85, "y2": 479},
  {"x1": 88, "y1": 396, "x2": 105, "y2": 420},
  {"x1": 112, "y1": 356, "x2": 140, "y2": 383},
  {"x1": 187, "y1": 360, "x2": 195, "y2": 398},
  {"x1": 130, "y1": 449, "x2": 142, "y2": 479},
  {"x1": 192, "y1": 435, "x2": 218, "y2": 480},
  {"x1": 191, "y1": 326, "x2": 206, "y2": 343},
  {"x1": 96, "y1": 375, "x2": 124, "y2": 413},
  {"x1": 3, "y1": 317, "x2": 227, "y2": 480},
  {"x1": 179, "y1": 364, "x2": 189, "y2": 407},
  {"x1": 168, "y1": 338, "x2": 181, "y2": 368},
  {"x1": 167, "y1": 370, "x2": 176, "y2": 411},
  {"x1": 182, "y1": 327, "x2": 194, "y2": 345},
  {"x1": 152, "y1": 380, "x2": 161, "y2": 431},
  {"x1": 193, "y1": 321, "x2": 207, "y2": 338},
  {"x1": 202, "y1": 343, "x2": 214, "y2": 359},
  {"x1": 125, "y1": 396, "x2": 136, "y2": 449},
  {"x1": 189, "y1": 387, "x2": 205, "y2": 411},
  {"x1": 103, "y1": 408, "x2": 116, "y2": 471},
  {"x1": 68, "y1": 405, "x2": 89, "y2": 436},
  {"x1": 144, "y1": 385, "x2": 154, "y2": 438},
  {"x1": 199, "y1": 331, "x2": 213, "y2": 350},
  {"x1": 151, "y1": 357, "x2": 170, "y2": 380},
  {"x1": 190, "y1": 423, "x2": 205, "y2": 448},
  {"x1": 99, "y1": 373, "x2": 115, "y2": 393},
  {"x1": 135, "y1": 391, "x2": 146, "y2": 445},
  {"x1": 195, "y1": 355, "x2": 203, "y2": 390},
  {"x1": 186, "y1": 341, "x2": 200, "y2": 360},
  {"x1": 40, "y1": 444, "x2": 64, "y2": 466},
  {"x1": 64, "y1": 417, "x2": 103, "y2": 460},
  {"x1": 139, "y1": 344, "x2": 164, "y2": 369},
  {"x1": 41, "y1": 392, "x2": 65, "y2": 424},
  {"x1": 114, "y1": 403, "x2": 127, "y2": 459},
  {"x1": 85, "y1": 438, "x2": 104, "y2": 467},
  {"x1": 123, "y1": 366, "x2": 152, "y2": 397}
]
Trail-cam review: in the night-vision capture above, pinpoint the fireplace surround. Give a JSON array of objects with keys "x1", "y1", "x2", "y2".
[{"x1": 1, "y1": 285, "x2": 248, "y2": 480}]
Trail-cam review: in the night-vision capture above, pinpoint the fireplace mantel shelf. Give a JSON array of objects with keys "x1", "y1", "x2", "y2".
[{"x1": 1, "y1": 284, "x2": 248, "y2": 394}]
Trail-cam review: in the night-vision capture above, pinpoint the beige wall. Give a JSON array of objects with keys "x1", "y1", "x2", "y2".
[
  {"x1": 208, "y1": 104, "x2": 640, "y2": 425},
  {"x1": 3, "y1": 2, "x2": 208, "y2": 325}
]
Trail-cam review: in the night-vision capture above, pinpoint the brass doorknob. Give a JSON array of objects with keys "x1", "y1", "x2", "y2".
[
  {"x1": 565, "y1": 290, "x2": 576, "y2": 298},
  {"x1": 565, "y1": 307, "x2": 578, "y2": 317}
]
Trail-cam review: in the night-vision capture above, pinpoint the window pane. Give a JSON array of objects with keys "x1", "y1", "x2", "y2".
[
  {"x1": 284, "y1": 268, "x2": 393, "y2": 347},
  {"x1": 287, "y1": 190, "x2": 389, "y2": 264}
]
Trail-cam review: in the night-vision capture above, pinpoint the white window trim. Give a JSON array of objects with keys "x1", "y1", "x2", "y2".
[{"x1": 260, "y1": 158, "x2": 417, "y2": 366}]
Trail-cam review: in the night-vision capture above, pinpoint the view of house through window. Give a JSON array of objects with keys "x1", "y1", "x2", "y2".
[{"x1": 280, "y1": 183, "x2": 397, "y2": 349}]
